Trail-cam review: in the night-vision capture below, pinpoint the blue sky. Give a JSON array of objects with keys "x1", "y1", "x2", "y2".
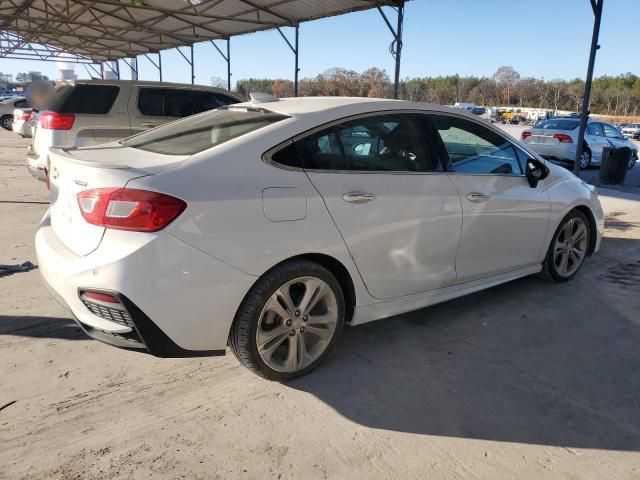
[{"x1": 2, "y1": 0, "x2": 638, "y2": 84}]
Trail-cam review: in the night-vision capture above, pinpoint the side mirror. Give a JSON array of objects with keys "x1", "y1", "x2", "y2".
[{"x1": 525, "y1": 158, "x2": 549, "y2": 188}]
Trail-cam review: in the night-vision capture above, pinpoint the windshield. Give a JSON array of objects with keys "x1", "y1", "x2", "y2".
[
  {"x1": 535, "y1": 119, "x2": 580, "y2": 131},
  {"x1": 121, "y1": 108, "x2": 288, "y2": 155}
]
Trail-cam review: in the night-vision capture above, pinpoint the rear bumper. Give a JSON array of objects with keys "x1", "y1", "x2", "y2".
[
  {"x1": 35, "y1": 210, "x2": 256, "y2": 356},
  {"x1": 526, "y1": 142, "x2": 574, "y2": 162},
  {"x1": 26, "y1": 152, "x2": 47, "y2": 181}
]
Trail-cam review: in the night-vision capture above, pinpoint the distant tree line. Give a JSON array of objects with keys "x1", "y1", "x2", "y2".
[
  {"x1": 234, "y1": 66, "x2": 640, "y2": 117},
  {"x1": 0, "y1": 71, "x2": 50, "y2": 86}
]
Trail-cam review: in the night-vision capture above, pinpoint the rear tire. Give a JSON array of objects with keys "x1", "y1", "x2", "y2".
[
  {"x1": 541, "y1": 210, "x2": 591, "y2": 283},
  {"x1": 578, "y1": 148, "x2": 592, "y2": 170},
  {"x1": 0, "y1": 115, "x2": 12, "y2": 131},
  {"x1": 230, "y1": 259, "x2": 345, "y2": 381}
]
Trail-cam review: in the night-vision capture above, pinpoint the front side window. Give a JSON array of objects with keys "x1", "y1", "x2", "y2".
[
  {"x1": 122, "y1": 108, "x2": 287, "y2": 155},
  {"x1": 602, "y1": 123, "x2": 623, "y2": 139},
  {"x1": 294, "y1": 114, "x2": 432, "y2": 172},
  {"x1": 587, "y1": 123, "x2": 603, "y2": 136},
  {"x1": 431, "y1": 115, "x2": 522, "y2": 175}
]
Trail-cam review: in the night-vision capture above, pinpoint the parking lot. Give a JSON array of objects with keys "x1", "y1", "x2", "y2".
[{"x1": 1, "y1": 127, "x2": 640, "y2": 479}]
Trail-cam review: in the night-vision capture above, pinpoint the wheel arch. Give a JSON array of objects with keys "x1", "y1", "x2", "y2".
[
  {"x1": 572, "y1": 204, "x2": 597, "y2": 256},
  {"x1": 234, "y1": 253, "x2": 357, "y2": 328}
]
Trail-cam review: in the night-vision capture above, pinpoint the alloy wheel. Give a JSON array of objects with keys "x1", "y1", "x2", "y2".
[
  {"x1": 553, "y1": 217, "x2": 588, "y2": 277},
  {"x1": 256, "y1": 276, "x2": 338, "y2": 373},
  {"x1": 1, "y1": 116, "x2": 11, "y2": 130},
  {"x1": 579, "y1": 150, "x2": 590, "y2": 169}
]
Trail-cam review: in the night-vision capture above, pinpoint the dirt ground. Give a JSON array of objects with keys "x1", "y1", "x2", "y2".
[{"x1": 1, "y1": 128, "x2": 640, "y2": 480}]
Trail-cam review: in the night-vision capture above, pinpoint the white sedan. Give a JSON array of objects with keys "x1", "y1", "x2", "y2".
[{"x1": 36, "y1": 96, "x2": 604, "y2": 380}]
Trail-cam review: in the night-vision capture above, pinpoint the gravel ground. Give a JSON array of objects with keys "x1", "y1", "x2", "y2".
[{"x1": 1, "y1": 128, "x2": 640, "y2": 480}]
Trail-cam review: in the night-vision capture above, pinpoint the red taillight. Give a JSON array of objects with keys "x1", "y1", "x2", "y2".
[
  {"x1": 77, "y1": 188, "x2": 187, "y2": 232},
  {"x1": 521, "y1": 131, "x2": 532, "y2": 139},
  {"x1": 553, "y1": 133, "x2": 573, "y2": 143},
  {"x1": 18, "y1": 113, "x2": 30, "y2": 121},
  {"x1": 82, "y1": 291, "x2": 120, "y2": 303},
  {"x1": 39, "y1": 111, "x2": 75, "y2": 130}
]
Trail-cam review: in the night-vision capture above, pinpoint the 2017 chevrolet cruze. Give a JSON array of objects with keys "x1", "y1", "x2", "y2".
[{"x1": 36, "y1": 96, "x2": 604, "y2": 380}]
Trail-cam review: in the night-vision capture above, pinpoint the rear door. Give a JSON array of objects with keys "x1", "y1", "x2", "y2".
[
  {"x1": 129, "y1": 87, "x2": 238, "y2": 134},
  {"x1": 428, "y1": 113, "x2": 550, "y2": 283},
  {"x1": 300, "y1": 112, "x2": 462, "y2": 300}
]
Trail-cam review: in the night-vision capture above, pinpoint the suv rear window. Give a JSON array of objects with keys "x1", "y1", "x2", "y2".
[
  {"x1": 49, "y1": 84, "x2": 119, "y2": 114},
  {"x1": 137, "y1": 88, "x2": 238, "y2": 117},
  {"x1": 535, "y1": 119, "x2": 579, "y2": 131},
  {"x1": 121, "y1": 108, "x2": 287, "y2": 155}
]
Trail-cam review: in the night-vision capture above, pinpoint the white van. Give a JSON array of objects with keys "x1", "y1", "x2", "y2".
[{"x1": 27, "y1": 80, "x2": 243, "y2": 180}]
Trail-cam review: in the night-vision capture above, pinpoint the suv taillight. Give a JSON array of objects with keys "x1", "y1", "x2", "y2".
[
  {"x1": 521, "y1": 131, "x2": 532, "y2": 139},
  {"x1": 39, "y1": 111, "x2": 75, "y2": 130},
  {"x1": 553, "y1": 133, "x2": 573, "y2": 143},
  {"x1": 77, "y1": 188, "x2": 187, "y2": 232}
]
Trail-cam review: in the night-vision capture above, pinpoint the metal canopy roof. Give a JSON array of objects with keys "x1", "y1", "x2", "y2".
[{"x1": 0, "y1": 0, "x2": 402, "y2": 63}]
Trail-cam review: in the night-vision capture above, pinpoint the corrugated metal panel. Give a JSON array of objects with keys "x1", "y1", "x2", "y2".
[{"x1": 0, "y1": 0, "x2": 403, "y2": 62}]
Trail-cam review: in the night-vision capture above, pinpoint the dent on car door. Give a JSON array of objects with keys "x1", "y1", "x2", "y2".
[
  {"x1": 428, "y1": 114, "x2": 551, "y2": 282},
  {"x1": 299, "y1": 113, "x2": 462, "y2": 300}
]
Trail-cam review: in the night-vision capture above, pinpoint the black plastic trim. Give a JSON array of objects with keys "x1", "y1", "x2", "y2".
[{"x1": 76, "y1": 288, "x2": 226, "y2": 358}]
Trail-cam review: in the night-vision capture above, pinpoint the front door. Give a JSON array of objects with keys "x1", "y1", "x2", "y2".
[
  {"x1": 299, "y1": 113, "x2": 462, "y2": 300},
  {"x1": 427, "y1": 114, "x2": 551, "y2": 283}
]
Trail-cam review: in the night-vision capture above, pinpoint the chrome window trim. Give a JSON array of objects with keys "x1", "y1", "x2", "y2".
[{"x1": 262, "y1": 108, "x2": 530, "y2": 179}]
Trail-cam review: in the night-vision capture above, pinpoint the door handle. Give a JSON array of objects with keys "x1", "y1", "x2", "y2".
[
  {"x1": 342, "y1": 192, "x2": 376, "y2": 204},
  {"x1": 141, "y1": 122, "x2": 158, "y2": 127},
  {"x1": 466, "y1": 192, "x2": 489, "y2": 203}
]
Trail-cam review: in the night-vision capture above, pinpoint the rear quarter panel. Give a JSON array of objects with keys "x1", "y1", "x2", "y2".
[{"x1": 125, "y1": 123, "x2": 375, "y2": 308}]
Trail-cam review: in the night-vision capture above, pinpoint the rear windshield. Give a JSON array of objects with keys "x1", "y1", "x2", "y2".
[
  {"x1": 535, "y1": 119, "x2": 579, "y2": 131},
  {"x1": 121, "y1": 108, "x2": 287, "y2": 155},
  {"x1": 48, "y1": 84, "x2": 119, "y2": 114}
]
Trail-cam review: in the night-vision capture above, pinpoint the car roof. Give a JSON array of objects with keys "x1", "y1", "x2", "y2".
[
  {"x1": 234, "y1": 96, "x2": 475, "y2": 120},
  {"x1": 56, "y1": 80, "x2": 242, "y2": 98}
]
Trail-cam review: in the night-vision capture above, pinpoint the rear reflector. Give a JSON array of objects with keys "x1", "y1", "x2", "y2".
[
  {"x1": 77, "y1": 188, "x2": 187, "y2": 232},
  {"x1": 39, "y1": 111, "x2": 75, "y2": 130},
  {"x1": 82, "y1": 291, "x2": 120, "y2": 303},
  {"x1": 553, "y1": 133, "x2": 573, "y2": 143}
]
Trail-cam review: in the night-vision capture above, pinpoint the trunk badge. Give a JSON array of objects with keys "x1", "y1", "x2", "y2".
[{"x1": 74, "y1": 178, "x2": 87, "y2": 186}]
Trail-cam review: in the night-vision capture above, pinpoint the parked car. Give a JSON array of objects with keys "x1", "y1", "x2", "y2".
[
  {"x1": 0, "y1": 96, "x2": 29, "y2": 130},
  {"x1": 522, "y1": 117, "x2": 638, "y2": 169},
  {"x1": 12, "y1": 107, "x2": 34, "y2": 137},
  {"x1": 621, "y1": 123, "x2": 640, "y2": 140},
  {"x1": 27, "y1": 80, "x2": 243, "y2": 181},
  {"x1": 36, "y1": 96, "x2": 604, "y2": 380}
]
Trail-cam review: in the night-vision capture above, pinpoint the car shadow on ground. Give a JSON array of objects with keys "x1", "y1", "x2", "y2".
[
  {"x1": 0, "y1": 315, "x2": 86, "y2": 341},
  {"x1": 290, "y1": 236, "x2": 640, "y2": 451}
]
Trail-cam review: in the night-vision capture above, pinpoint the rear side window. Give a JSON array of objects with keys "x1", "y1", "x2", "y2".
[
  {"x1": 137, "y1": 88, "x2": 238, "y2": 117},
  {"x1": 122, "y1": 108, "x2": 287, "y2": 155},
  {"x1": 535, "y1": 119, "x2": 579, "y2": 131},
  {"x1": 291, "y1": 114, "x2": 433, "y2": 172},
  {"x1": 14, "y1": 99, "x2": 28, "y2": 108},
  {"x1": 49, "y1": 84, "x2": 119, "y2": 114}
]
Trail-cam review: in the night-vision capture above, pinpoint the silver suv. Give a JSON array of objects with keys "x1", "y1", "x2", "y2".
[{"x1": 27, "y1": 80, "x2": 243, "y2": 180}]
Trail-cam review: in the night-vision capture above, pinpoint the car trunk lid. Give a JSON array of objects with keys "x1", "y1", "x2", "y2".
[{"x1": 48, "y1": 143, "x2": 187, "y2": 256}]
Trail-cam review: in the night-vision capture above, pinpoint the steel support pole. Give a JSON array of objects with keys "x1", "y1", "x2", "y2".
[
  {"x1": 190, "y1": 44, "x2": 195, "y2": 84},
  {"x1": 158, "y1": 52, "x2": 162, "y2": 82},
  {"x1": 294, "y1": 25, "x2": 299, "y2": 97},
  {"x1": 227, "y1": 39, "x2": 231, "y2": 91},
  {"x1": 573, "y1": 0, "x2": 603, "y2": 176},
  {"x1": 393, "y1": 3, "x2": 404, "y2": 99},
  {"x1": 100, "y1": 63, "x2": 104, "y2": 79}
]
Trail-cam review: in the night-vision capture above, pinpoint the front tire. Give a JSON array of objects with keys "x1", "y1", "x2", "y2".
[
  {"x1": 0, "y1": 115, "x2": 12, "y2": 131},
  {"x1": 230, "y1": 260, "x2": 345, "y2": 381},
  {"x1": 542, "y1": 210, "x2": 591, "y2": 283}
]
